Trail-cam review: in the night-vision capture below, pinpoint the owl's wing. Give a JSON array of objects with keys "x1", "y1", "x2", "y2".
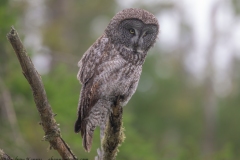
[
  {"x1": 75, "y1": 36, "x2": 108, "y2": 133},
  {"x1": 77, "y1": 36, "x2": 108, "y2": 84},
  {"x1": 77, "y1": 47, "x2": 94, "y2": 84}
]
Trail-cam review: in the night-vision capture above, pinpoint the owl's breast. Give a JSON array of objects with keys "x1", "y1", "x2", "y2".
[{"x1": 95, "y1": 56, "x2": 141, "y2": 100}]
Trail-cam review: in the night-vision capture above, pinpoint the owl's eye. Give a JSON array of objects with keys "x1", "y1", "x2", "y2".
[{"x1": 129, "y1": 28, "x2": 135, "y2": 34}]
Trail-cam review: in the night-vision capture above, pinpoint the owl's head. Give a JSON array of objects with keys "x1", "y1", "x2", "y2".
[{"x1": 105, "y1": 8, "x2": 159, "y2": 54}]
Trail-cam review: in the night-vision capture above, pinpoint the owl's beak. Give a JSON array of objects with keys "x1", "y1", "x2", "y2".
[
  {"x1": 133, "y1": 43, "x2": 139, "y2": 53},
  {"x1": 133, "y1": 37, "x2": 143, "y2": 53}
]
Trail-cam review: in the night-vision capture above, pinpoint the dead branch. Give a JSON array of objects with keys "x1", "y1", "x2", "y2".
[
  {"x1": 103, "y1": 99, "x2": 125, "y2": 160},
  {"x1": 6, "y1": 26, "x2": 77, "y2": 159}
]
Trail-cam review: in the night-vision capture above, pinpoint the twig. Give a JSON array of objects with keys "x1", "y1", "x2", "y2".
[
  {"x1": 0, "y1": 149, "x2": 12, "y2": 160},
  {"x1": 6, "y1": 26, "x2": 77, "y2": 159}
]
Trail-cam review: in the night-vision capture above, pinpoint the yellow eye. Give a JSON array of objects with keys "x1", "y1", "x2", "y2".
[{"x1": 129, "y1": 28, "x2": 135, "y2": 34}]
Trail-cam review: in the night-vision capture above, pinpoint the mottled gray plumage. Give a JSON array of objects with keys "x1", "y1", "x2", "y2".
[{"x1": 74, "y1": 8, "x2": 159, "y2": 152}]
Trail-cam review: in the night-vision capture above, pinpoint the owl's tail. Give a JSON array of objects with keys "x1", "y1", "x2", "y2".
[
  {"x1": 75, "y1": 85, "x2": 110, "y2": 152},
  {"x1": 75, "y1": 120, "x2": 92, "y2": 152},
  {"x1": 74, "y1": 117, "x2": 81, "y2": 133},
  {"x1": 74, "y1": 86, "x2": 93, "y2": 152},
  {"x1": 75, "y1": 118, "x2": 93, "y2": 152},
  {"x1": 74, "y1": 92, "x2": 84, "y2": 133},
  {"x1": 83, "y1": 99, "x2": 111, "y2": 152},
  {"x1": 76, "y1": 89, "x2": 102, "y2": 152},
  {"x1": 75, "y1": 115, "x2": 93, "y2": 152},
  {"x1": 82, "y1": 122, "x2": 94, "y2": 152}
]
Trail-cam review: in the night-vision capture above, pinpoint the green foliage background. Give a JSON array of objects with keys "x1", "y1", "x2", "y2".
[{"x1": 1, "y1": 0, "x2": 240, "y2": 160}]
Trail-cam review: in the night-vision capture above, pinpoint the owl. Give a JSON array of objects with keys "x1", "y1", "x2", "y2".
[{"x1": 74, "y1": 8, "x2": 159, "y2": 152}]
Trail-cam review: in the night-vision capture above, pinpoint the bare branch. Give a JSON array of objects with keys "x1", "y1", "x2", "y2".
[{"x1": 6, "y1": 26, "x2": 77, "y2": 159}]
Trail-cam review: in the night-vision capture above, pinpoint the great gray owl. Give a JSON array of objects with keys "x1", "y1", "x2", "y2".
[{"x1": 74, "y1": 8, "x2": 159, "y2": 152}]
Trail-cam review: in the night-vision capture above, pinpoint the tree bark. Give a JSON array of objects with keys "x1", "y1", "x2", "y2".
[{"x1": 103, "y1": 100, "x2": 125, "y2": 160}]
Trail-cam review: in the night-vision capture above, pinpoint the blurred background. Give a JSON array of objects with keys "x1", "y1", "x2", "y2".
[{"x1": 1, "y1": 0, "x2": 240, "y2": 159}]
